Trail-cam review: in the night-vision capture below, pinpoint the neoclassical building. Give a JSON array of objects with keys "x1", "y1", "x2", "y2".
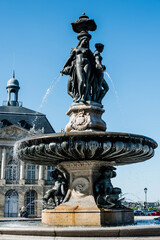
[{"x1": 0, "y1": 73, "x2": 55, "y2": 217}]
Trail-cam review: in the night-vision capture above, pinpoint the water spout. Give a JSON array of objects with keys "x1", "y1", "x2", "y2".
[
  {"x1": 105, "y1": 72, "x2": 119, "y2": 99},
  {"x1": 30, "y1": 74, "x2": 62, "y2": 132},
  {"x1": 39, "y1": 74, "x2": 62, "y2": 110},
  {"x1": 105, "y1": 71, "x2": 126, "y2": 127}
]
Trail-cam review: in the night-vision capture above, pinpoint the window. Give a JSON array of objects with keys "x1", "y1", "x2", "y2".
[
  {"x1": 47, "y1": 166, "x2": 55, "y2": 180},
  {"x1": 26, "y1": 165, "x2": 35, "y2": 184},
  {"x1": 45, "y1": 166, "x2": 55, "y2": 185},
  {"x1": 6, "y1": 160, "x2": 19, "y2": 184},
  {"x1": 18, "y1": 120, "x2": 32, "y2": 130},
  {"x1": 4, "y1": 190, "x2": 18, "y2": 217},
  {"x1": 26, "y1": 190, "x2": 36, "y2": 215},
  {"x1": 0, "y1": 119, "x2": 12, "y2": 128},
  {"x1": 10, "y1": 91, "x2": 15, "y2": 101}
]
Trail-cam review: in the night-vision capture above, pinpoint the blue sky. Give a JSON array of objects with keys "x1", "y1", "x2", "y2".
[{"x1": 0, "y1": 0, "x2": 160, "y2": 202}]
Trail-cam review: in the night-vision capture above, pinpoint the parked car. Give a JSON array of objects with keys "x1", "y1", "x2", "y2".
[
  {"x1": 155, "y1": 211, "x2": 160, "y2": 216},
  {"x1": 148, "y1": 211, "x2": 160, "y2": 216},
  {"x1": 134, "y1": 210, "x2": 145, "y2": 216}
]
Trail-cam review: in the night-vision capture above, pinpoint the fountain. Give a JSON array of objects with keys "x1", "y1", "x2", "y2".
[{"x1": 14, "y1": 13, "x2": 157, "y2": 227}]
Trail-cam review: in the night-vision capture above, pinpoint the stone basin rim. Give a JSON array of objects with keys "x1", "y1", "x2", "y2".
[
  {"x1": 15, "y1": 131, "x2": 157, "y2": 166},
  {"x1": 16, "y1": 131, "x2": 158, "y2": 148}
]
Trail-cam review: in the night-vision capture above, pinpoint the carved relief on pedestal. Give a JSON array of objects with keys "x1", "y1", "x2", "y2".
[
  {"x1": 70, "y1": 111, "x2": 90, "y2": 131},
  {"x1": 71, "y1": 177, "x2": 90, "y2": 196},
  {"x1": 65, "y1": 104, "x2": 106, "y2": 132}
]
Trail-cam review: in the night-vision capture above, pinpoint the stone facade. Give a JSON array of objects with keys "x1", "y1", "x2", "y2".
[
  {"x1": 0, "y1": 74, "x2": 55, "y2": 218},
  {"x1": 0, "y1": 125, "x2": 55, "y2": 217}
]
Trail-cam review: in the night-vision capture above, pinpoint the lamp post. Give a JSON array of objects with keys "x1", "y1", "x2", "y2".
[
  {"x1": 144, "y1": 188, "x2": 148, "y2": 203},
  {"x1": 144, "y1": 188, "x2": 148, "y2": 214}
]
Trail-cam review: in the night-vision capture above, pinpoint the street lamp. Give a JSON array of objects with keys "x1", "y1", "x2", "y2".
[
  {"x1": 144, "y1": 188, "x2": 148, "y2": 214},
  {"x1": 144, "y1": 188, "x2": 148, "y2": 203}
]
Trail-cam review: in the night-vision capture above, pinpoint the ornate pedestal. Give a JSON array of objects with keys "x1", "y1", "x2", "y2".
[
  {"x1": 65, "y1": 103, "x2": 106, "y2": 132},
  {"x1": 42, "y1": 161, "x2": 134, "y2": 226}
]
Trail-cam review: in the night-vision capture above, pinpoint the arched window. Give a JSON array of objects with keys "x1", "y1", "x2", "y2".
[
  {"x1": 25, "y1": 190, "x2": 37, "y2": 216},
  {"x1": 10, "y1": 91, "x2": 15, "y2": 101},
  {"x1": 46, "y1": 166, "x2": 55, "y2": 185},
  {"x1": 6, "y1": 160, "x2": 19, "y2": 184},
  {"x1": 18, "y1": 120, "x2": 32, "y2": 130},
  {"x1": 4, "y1": 190, "x2": 18, "y2": 217},
  {"x1": 0, "y1": 119, "x2": 12, "y2": 128},
  {"x1": 26, "y1": 165, "x2": 35, "y2": 184}
]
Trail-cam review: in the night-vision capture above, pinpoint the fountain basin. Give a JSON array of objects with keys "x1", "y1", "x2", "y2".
[
  {"x1": 14, "y1": 131, "x2": 157, "y2": 226},
  {"x1": 15, "y1": 131, "x2": 157, "y2": 166}
]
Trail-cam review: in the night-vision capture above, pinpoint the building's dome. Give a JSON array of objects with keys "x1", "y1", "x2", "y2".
[{"x1": 6, "y1": 78, "x2": 20, "y2": 89}]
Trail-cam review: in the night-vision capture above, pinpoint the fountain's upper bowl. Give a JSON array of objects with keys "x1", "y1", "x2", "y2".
[{"x1": 14, "y1": 131, "x2": 157, "y2": 166}]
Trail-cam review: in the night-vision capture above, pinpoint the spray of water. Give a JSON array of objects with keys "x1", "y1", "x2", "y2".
[
  {"x1": 121, "y1": 192, "x2": 143, "y2": 202},
  {"x1": 39, "y1": 73, "x2": 62, "y2": 110},
  {"x1": 13, "y1": 142, "x2": 19, "y2": 162},
  {"x1": 105, "y1": 72, "x2": 121, "y2": 107},
  {"x1": 30, "y1": 74, "x2": 62, "y2": 133},
  {"x1": 25, "y1": 199, "x2": 44, "y2": 208},
  {"x1": 105, "y1": 71, "x2": 124, "y2": 119}
]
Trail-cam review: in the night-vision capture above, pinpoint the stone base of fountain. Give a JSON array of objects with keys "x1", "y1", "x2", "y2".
[
  {"x1": 100, "y1": 209, "x2": 134, "y2": 226},
  {"x1": 42, "y1": 160, "x2": 134, "y2": 227},
  {"x1": 42, "y1": 205, "x2": 100, "y2": 226},
  {"x1": 65, "y1": 103, "x2": 106, "y2": 132},
  {"x1": 42, "y1": 206, "x2": 134, "y2": 226}
]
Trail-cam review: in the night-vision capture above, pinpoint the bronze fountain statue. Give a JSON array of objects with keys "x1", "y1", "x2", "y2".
[
  {"x1": 14, "y1": 13, "x2": 157, "y2": 226},
  {"x1": 61, "y1": 13, "x2": 108, "y2": 105}
]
